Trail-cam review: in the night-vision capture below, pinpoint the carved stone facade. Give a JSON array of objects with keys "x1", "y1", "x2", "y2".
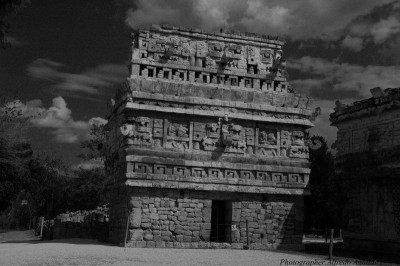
[
  {"x1": 105, "y1": 24, "x2": 314, "y2": 250},
  {"x1": 330, "y1": 87, "x2": 400, "y2": 254}
]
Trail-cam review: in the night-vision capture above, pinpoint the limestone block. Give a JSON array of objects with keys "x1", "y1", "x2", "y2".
[
  {"x1": 203, "y1": 207, "x2": 212, "y2": 221},
  {"x1": 183, "y1": 230, "x2": 193, "y2": 236},
  {"x1": 146, "y1": 241, "x2": 156, "y2": 248},
  {"x1": 141, "y1": 222, "x2": 151, "y2": 229},
  {"x1": 129, "y1": 208, "x2": 142, "y2": 229},
  {"x1": 200, "y1": 229, "x2": 210, "y2": 241},
  {"x1": 135, "y1": 240, "x2": 147, "y2": 248},
  {"x1": 129, "y1": 229, "x2": 143, "y2": 241},
  {"x1": 232, "y1": 209, "x2": 241, "y2": 222},
  {"x1": 143, "y1": 231, "x2": 153, "y2": 241},
  {"x1": 129, "y1": 200, "x2": 142, "y2": 209},
  {"x1": 149, "y1": 213, "x2": 159, "y2": 220},
  {"x1": 183, "y1": 236, "x2": 192, "y2": 242}
]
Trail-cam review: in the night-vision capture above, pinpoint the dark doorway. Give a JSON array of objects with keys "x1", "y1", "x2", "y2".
[{"x1": 210, "y1": 200, "x2": 232, "y2": 242}]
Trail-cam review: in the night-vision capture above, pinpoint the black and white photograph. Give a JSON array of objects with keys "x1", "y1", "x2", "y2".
[{"x1": 1, "y1": 1, "x2": 400, "y2": 265}]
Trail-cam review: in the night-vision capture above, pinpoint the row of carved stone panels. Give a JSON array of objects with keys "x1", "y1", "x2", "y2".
[
  {"x1": 115, "y1": 115, "x2": 309, "y2": 159},
  {"x1": 126, "y1": 162, "x2": 309, "y2": 185}
]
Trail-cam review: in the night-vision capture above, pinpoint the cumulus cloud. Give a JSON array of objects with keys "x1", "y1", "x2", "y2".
[
  {"x1": 10, "y1": 97, "x2": 107, "y2": 143},
  {"x1": 27, "y1": 58, "x2": 127, "y2": 95},
  {"x1": 124, "y1": 0, "x2": 393, "y2": 40}
]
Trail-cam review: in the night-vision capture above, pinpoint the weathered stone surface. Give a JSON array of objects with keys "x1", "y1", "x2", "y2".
[
  {"x1": 129, "y1": 208, "x2": 141, "y2": 228},
  {"x1": 106, "y1": 24, "x2": 311, "y2": 251},
  {"x1": 129, "y1": 229, "x2": 143, "y2": 241},
  {"x1": 331, "y1": 88, "x2": 400, "y2": 254}
]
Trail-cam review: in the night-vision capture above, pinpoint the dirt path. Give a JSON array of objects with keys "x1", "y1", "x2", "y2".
[
  {"x1": 0, "y1": 230, "x2": 39, "y2": 243},
  {"x1": 0, "y1": 233, "x2": 396, "y2": 266}
]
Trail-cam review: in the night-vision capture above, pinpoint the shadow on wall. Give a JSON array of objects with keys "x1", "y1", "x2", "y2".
[{"x1": 269, "y1": 194, "x2": 304, "y2": 250}]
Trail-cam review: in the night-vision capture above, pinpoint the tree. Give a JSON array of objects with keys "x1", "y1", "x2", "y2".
[
  {"x1": 0, "y1": 0, "x2": 29, "y2": 49},
  {"x1": 304, "y1": 135, "x2": 343, "y2": 230},
  {"x1": 78, "y1": 122, "x2": 107, "y2": 160},
  {"x1": 24, "y1": 154, "x2": 69, "y2": 218},
  {"x1": 0, "y1": 99, "x2": 32, "y2": 212},
  {"x1": 70, "y1": 121, "x2": 110, "y2": 211}
]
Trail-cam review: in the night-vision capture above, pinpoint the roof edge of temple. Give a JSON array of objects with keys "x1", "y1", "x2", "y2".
[
  {"x1": 134, "y1": 24, "x2": 285, "y2": 45},
  {"x1": 330, "y1": 87, "x2": 400, "y2": 124}
]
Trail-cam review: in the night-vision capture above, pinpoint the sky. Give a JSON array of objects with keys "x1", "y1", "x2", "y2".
[{"x1": 1, "y1": 0, "x2": 400, "y2": 167}]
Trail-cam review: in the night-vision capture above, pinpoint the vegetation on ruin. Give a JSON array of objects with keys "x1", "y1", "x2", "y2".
[{"x1": 0, "y1": 101, "x2": 110, "y2": 229}]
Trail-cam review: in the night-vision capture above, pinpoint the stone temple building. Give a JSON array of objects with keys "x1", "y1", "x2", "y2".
[
  {"x1": 330, "y1": 87, "x2": 400, "y2": 254},
  {"x1": 105, "y1": 24, "x2": 314, "y2": 249}
]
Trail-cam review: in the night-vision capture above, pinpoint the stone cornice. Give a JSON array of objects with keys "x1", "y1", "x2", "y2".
[
  {"x1": 330, "y1": 88, "x2": 400, "y2": 125},
  {"x1": 141, "y1": 24, "x2": 285, "y2": 47},
  {"x1": 125, "y1": 154, "x2": 311, "y2": 174},
  {"x1": 125, "y1": 179, "x2": 309, "y2": 195},
  {"x1": 121, "y1": 102, "x2": 313, "y2": 127}
]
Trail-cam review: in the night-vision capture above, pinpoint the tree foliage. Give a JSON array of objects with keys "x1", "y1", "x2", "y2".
[
  {"x1": 78, "y1": 123, "x2": 106, "y2": 160},
  {"x1": 304, "y1": 135, "x2": 343, "y2": 230},
  {"x1": 0, "y1": 99, "x2": 110, "y2": 227},
  {"x1": 0, "y1": 0, "x2": 29, "y2": 49},
  {"x1": 0, "y1": 98, "x2": 32, "y2": 212}
]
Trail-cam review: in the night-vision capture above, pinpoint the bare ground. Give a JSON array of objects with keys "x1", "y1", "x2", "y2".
[{"x1": 0, "y1": 231, "x2": 396, "y2": 266}]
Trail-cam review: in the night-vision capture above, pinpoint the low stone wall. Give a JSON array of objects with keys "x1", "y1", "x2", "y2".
[
  {"x1": 109, "y1": 187, "x2": 304, "y2": 250},
  {"x1": 52, "y1": 206, "x2": 109, "y2": 241}
]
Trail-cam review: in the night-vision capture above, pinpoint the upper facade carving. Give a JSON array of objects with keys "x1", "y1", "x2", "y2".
[{"x1": 130, "y1": 24, "x2": 291, "y2": 93}]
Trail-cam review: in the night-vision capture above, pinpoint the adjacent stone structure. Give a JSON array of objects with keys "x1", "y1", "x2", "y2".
[
  {"x1": 330, "y1": 87, "x2": 400, "y2": 254},
  {"x1": 105, "y1": 24, "x2": 314, "y2": 249}
]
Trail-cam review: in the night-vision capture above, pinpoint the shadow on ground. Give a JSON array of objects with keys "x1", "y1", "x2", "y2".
[
  {"x1": 1, "y1": 238, "x2": 116, "y2": 246},
  {"x1": 303, "y1": 243, "x2": 400, "y2": 265},
  {"x1": 0, "y1": 230, "x2": 114, "y2": 246}
]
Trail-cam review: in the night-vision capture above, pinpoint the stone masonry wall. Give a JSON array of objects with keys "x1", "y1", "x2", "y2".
[
  {"x1": 109, "y1": 186, "x2": 303, "y2": 249},
  {"x1": 106, "y1": 25, "x2": 311, "y2": 250},
  {"x1": 331, "y1": 88, "x2": 400, "y2": 254},
  {"x1": 52, "y1": 207, "x2": 109, "y2": 241},
  {"x1": 334, "y1": 110, "x2": 400, "y2": 157},
  {"x1": 343, "y1": 177, "x2": 399, "y2": 240}
]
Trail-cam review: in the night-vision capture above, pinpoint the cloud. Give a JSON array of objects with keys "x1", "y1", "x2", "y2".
[
  {"x1": 289, "y1": 56, "x2": 400, "y2": 144},
  {"x1": 10, "y1": 97, "x2": 107, "y2": 143},
  {"x1": 340, "y1": 2, "x2": 400, "y2": 51},
  {"x1": 290, "y1": 56, "x2": 400, "y2": 101},
  {"x1": 370, "y1": 16, "x2": 400, "y2": 43},
  {"x1": 341, "y1": 35, "x2": 364, "y2": 52},
  {"x1": 124, "y1": 0, "x2": 393, "y2": 40},
  {"x1": 308, "y1": 100, "x2": 338, "y2": 146},
  {"x1": 27, "y1": 58, "x2": 127, "y2": 95}
]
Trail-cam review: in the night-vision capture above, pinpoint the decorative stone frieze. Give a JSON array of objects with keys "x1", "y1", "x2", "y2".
[{"x1": 105, "y1": 24, "x2": 313, "y2": 250}]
